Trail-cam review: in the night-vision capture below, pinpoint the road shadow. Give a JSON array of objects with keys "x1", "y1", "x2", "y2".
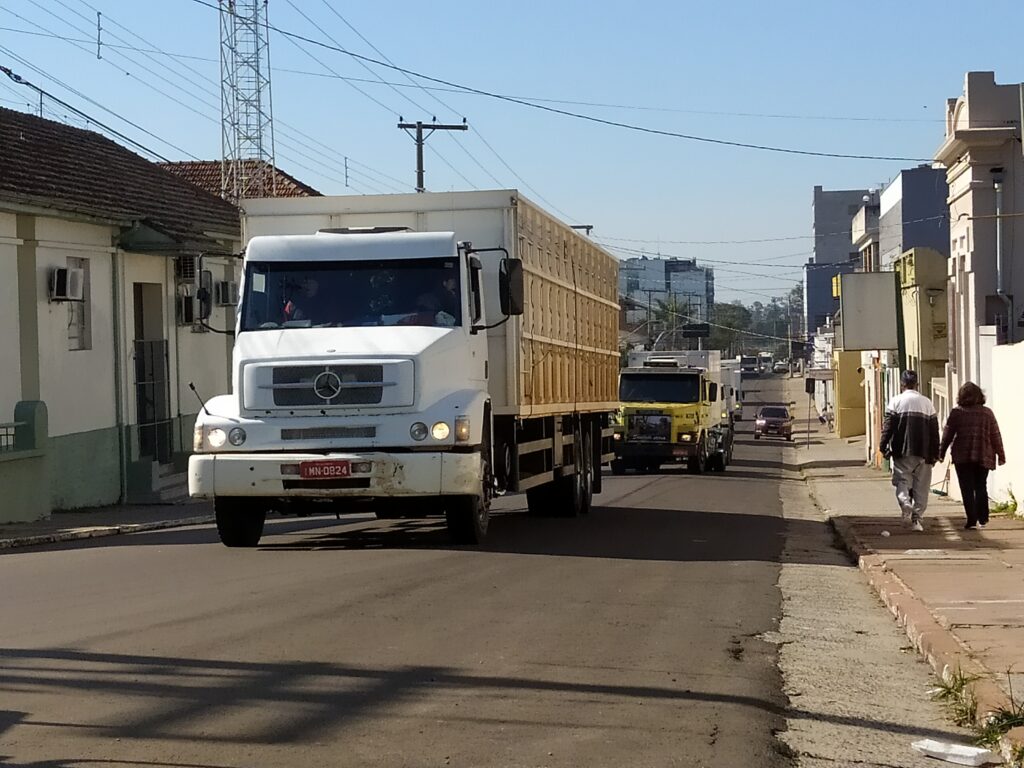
[
  {"x1": 257, "y1": 504, "x2": 848, "y2": 568},
  {"x1": 0, "y1": 647, "x2": 966, "y2": 752},
  {"x1": 0, "y1": 515, "x2": 373, "y2": 556}
]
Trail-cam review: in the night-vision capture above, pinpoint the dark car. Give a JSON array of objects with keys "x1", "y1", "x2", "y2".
[{"x1": 754, "y1": 406, "x2": 793, "y2": 440}]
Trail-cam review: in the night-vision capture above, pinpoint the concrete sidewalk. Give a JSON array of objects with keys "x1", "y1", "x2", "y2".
[
  {"x1": 789, "y1": 407, "x2": 1024, "y2": 761},
  {"x1": 0, "y1": 501, "x2": 214, "y2": 550}
]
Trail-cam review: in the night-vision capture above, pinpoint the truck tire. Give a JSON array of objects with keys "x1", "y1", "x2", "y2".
[
  {"x1": 526, "y1": 484, "x2": 554, "y2": 515},
  {"x1": 553, "y1": 425, "x2": 586, "y2": 517},
  {"x1": 215, "y1": 497, "x2": 265, "y2": 548},
  {"x1": 445, "y1": 493, "x2": 489, "y2": 544},
  {"x1": 580, "y1": 428, "x2": 595, "y2": 515},
  {"x1": 688, "y1": 437, "x2": 707, "y2": 475},
  {"x1": 446, "y1": 451, "x2": 491, "y2": 544}
]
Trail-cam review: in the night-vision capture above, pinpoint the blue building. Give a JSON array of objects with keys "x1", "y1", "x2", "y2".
[{"x1": 804, "y1": 186, "x2": 869, "y2": 336}]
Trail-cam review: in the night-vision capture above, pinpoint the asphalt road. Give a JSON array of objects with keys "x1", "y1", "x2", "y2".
[{"x1": 0, "y1": 377, "x2": 798, "y2": 768}]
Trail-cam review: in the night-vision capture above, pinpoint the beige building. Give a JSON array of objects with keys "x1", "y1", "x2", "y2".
[
  {"x1": 0, "y1": 107, "x2": 241, "y2": 519},
  {"x1": 933, "y1": 72, "x2": 1023, "y2": 504},
  {"x1": 933, "y1": 72, "x2": 1024, "y2": 410}
]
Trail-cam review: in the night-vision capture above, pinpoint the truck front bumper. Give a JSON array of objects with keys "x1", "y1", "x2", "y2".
[
  {"x1": 615, "y1": 442, "x2": 697, "y2": 461},
  {"x1": 189, "y1": 450, "x2": 482, "y2": 499}
]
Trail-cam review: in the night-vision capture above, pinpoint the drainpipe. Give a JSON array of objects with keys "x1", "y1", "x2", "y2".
[
  {"x1": 994, "y1": 176, "x2": 1014, "y2": 343},
  {"x1": 111, "y1": 247, "x2": 127, "y2": 503}
]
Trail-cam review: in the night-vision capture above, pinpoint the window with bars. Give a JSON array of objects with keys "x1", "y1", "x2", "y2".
[{"x1": 67, "y1": 257, "x2": 91, "y2": 351}]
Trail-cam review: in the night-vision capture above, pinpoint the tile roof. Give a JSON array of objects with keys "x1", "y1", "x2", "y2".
[
  {"x1": 0, "y1": 107, "x2": 240, "y2": 251},
  {"x1": 159, "y1": 160, "x2": 322, "y2": 199}
]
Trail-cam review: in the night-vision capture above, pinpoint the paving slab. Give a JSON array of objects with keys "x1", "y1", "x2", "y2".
[{"x1": 789, "y1": 409, "x2": 1024, "y2": 765}]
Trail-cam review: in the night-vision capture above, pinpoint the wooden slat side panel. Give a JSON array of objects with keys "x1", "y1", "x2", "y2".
[{"x1": 513, "y1": 196, "x2": 619, "y2": 413}]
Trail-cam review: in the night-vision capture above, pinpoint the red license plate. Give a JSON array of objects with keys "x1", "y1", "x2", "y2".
[{"x1": 299, "y1": 460, "x2": 351, "y2": 479}]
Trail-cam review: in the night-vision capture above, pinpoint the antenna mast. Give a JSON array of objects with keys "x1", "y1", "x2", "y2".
[{"x1": 220, "y1": 0, "x2": 277, "y2": 202}]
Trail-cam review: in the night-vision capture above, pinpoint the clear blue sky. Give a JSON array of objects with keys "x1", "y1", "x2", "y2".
[{"x1": 2, "y1": 0, "x2": 1022, "y2": 302}]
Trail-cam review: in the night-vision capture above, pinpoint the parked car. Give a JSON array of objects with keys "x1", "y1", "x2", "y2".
[
  {"x1": 754, "y1": 405, "x2": 794, "y2": 440},
  {"x1": 772, "y1": 361, "x2": 788, "y2": 374}
]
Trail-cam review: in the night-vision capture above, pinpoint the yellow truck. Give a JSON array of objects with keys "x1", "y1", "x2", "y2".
[{"x1": 612, "y1": 351, "x2": 734, "y2": 474}]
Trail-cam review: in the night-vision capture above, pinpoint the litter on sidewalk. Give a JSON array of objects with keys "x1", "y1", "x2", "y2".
[{"x1": 910, "y1": 738, "x2": 999, "y2": 765}]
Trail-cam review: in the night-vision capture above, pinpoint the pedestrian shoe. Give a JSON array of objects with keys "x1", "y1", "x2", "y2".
[
  {"x1": 978, "y1": 521, "x2": 987, "y2": 529},
  {"x1": 911, "y1": 521, "x2": 924, "y2": 532},
  {"x1": 964, "y1": 522, "x2": 977, "y2": 530}
]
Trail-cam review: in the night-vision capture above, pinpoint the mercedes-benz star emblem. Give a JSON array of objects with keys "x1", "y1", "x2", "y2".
[{"x1": 313, "y1": 370, "x2": 343, "y2": 401}]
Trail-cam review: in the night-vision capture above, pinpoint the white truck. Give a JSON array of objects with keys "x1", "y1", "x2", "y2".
[{"x1": 189, "y1": 190, "x2": 619, "y2": 547}]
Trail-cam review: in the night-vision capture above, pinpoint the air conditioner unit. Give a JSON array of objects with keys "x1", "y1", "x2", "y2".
[
  {"x1": 176, "y1": 294, "x2": 195, "y2": 325},
  {"x1": 49, "y1": 267, "x2": 85, "y2": 302},
  {"x1": 214, "y1": 280, "x2": 239, "y2": 306}
]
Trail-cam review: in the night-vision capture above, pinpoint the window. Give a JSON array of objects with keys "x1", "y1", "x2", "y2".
[
  {"x1": 240, "y1": 258, "x2": 463, "y2": 331},
  {"x1": 67, "y1": 257, "x2": 91, "y2": 350}
]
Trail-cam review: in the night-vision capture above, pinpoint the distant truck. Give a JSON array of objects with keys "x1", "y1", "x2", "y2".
[
  {"x1": 189, "y1": 190, "x2": 619, "y2": 546},
  {"x1": 721, "y1": 359, "x2": 744, "y2": 421},
  {"x1": 739, "y1": 354, "x2": 760, "y2": 377},
  {"x1": 613, "y1": 350, "x2": 734, "y2": 474}
]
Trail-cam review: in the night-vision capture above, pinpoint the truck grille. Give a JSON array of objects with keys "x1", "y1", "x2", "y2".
[
  {"x1": 281, "y1": 426, "x2": 376, "y2": 441},
  {"x1": 270, "y1": 365, "x2": 387, "y2": 406}
]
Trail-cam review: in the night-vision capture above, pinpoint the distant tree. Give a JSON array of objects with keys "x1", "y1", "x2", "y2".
[{"x1": 709, "y1": 301, "x2": 751, "y2": 356}]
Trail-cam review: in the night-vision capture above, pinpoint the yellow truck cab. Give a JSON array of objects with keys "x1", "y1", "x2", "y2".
[{"x1": 612, "y1": 352, "x2": 734, "y2": 475}]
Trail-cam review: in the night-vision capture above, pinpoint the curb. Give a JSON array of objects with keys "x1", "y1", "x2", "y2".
[
  {"x1": 0, "y1": 515, "x2": 215, "y2": 551},
  {"x1": 829, "y1": 515, "x2": 1023, "y2": 766}
]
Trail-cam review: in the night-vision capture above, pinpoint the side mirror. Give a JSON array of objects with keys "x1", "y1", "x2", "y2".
[
  {"x1": 499, "y1": 258, "x2": 524, "y2": 316},
  {"x1": 707, "y1": 382, "x2": 718, "y2": 402},
  {"x1": 197, "y1": 269, "x2": 213, "y2": 321}
]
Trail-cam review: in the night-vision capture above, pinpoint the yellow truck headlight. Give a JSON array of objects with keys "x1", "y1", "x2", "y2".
[
  {"x1": 431, "y1": 421, "x2": 450, "y2": 440},
  {"x1": 678, "y1": 433, "x2": 693, "y2": 442}
]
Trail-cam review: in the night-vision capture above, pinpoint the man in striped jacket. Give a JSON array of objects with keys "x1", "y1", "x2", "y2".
[{"x1": 879, "y1": 370, "x2": 940, "y2": 531}]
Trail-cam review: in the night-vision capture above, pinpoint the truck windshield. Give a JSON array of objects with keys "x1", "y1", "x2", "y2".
[
  {"x1": 619, "y1": 373, "x2": 700, "y2": 403},
  {"x1": 240, "y1": 258, "x2": 462, "y2": 331}
]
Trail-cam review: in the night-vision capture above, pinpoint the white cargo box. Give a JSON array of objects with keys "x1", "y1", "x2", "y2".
[{"x1": 242, "y1": 190, "x2": 620, "y2": 417}]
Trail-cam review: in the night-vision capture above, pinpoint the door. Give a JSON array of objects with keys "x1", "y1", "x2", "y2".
[{"x1": 133, "y1": 283, "x2": 172, "y2": 463}]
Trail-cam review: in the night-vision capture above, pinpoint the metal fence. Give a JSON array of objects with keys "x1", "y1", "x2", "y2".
[{"x1": 0, "y1": 421, "x2": 24, "y2": 453}]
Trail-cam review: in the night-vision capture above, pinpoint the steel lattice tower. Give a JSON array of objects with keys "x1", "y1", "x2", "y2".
[{"x1": 220, "y1": 0, "x2": 277, "y2": 202}]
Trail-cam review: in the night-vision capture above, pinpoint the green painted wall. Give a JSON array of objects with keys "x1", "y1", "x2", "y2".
[{"x1": 49, "y1": 426, "x2": 121, "y2": 510}]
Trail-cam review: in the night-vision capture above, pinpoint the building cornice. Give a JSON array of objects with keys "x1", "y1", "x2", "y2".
[{"x1": 934, "y1": 126, "x2": 1019, "y2": 165}]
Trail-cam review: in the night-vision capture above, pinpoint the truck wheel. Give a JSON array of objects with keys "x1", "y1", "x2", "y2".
[
  {"x1": 445, "y1": 493, "x2": 489, "y2": 544},
  {"x1": 446, "y1": 452, "x2": 491, "y2": 544},
  {"x1": 580, "y1": 428, "x2": 595, "y2": 515},
  {"x1": 553, "y1": 426, "x2": 586, "y2": 517},
  {"x1": 215, "y1": 497, "x2": 265, "y2": 548},
  {"x1": 688, "y1": 438, "x2": 707, "y2": 475},
  {"x1": 526, "y1": 484, "x2": 553, "y2": 515}
]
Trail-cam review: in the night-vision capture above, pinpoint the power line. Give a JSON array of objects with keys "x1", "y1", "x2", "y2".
[
  {"x1": 598, "y1": 213, "x2": 949, "y2": 246},
  {"x1": 0, "y1": 63, "x2": 171, "y2": 161},
  {"x1": 189, "y1": 0, "x2": 932, "y2": 163},
  {"x1": 5, "y1": 2, "x2": 410, "y2": 193}
]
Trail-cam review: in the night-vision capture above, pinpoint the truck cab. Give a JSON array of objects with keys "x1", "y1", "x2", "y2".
[
  {"x1": 611, "y1": 356, "x2": 733, "y2": 475},
  {"x1": 190, "y1": 230, "x2": 514, "y2": 546}
]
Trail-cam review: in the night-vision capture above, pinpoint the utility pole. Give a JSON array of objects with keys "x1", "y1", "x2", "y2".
[{"x1": 397, "y1": 117, "x2": 468, "y2": 192}]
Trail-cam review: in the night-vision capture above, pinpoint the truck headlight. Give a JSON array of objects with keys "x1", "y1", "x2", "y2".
[
  {"x1": 228, "y1": 427, "x2": 247, "y2": 446},
  {"x1": 206, "y1": 428, "x2": 227, "y2": 449},
  {"x1": 454, "y1": 415, "x2": 471, "y2": 443},
  {"x1": 431, "y1": 421, "x2": 450, "y2": 440},
  {"x1": 721, "y1": 411, "x2": 728, "y2": 419},
  {"x1": 679, "y1": 433, "x2": 693, "y2": 442},
  {"x1": 410, "y1": 422, "x2": 428, "y2": 441}
]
